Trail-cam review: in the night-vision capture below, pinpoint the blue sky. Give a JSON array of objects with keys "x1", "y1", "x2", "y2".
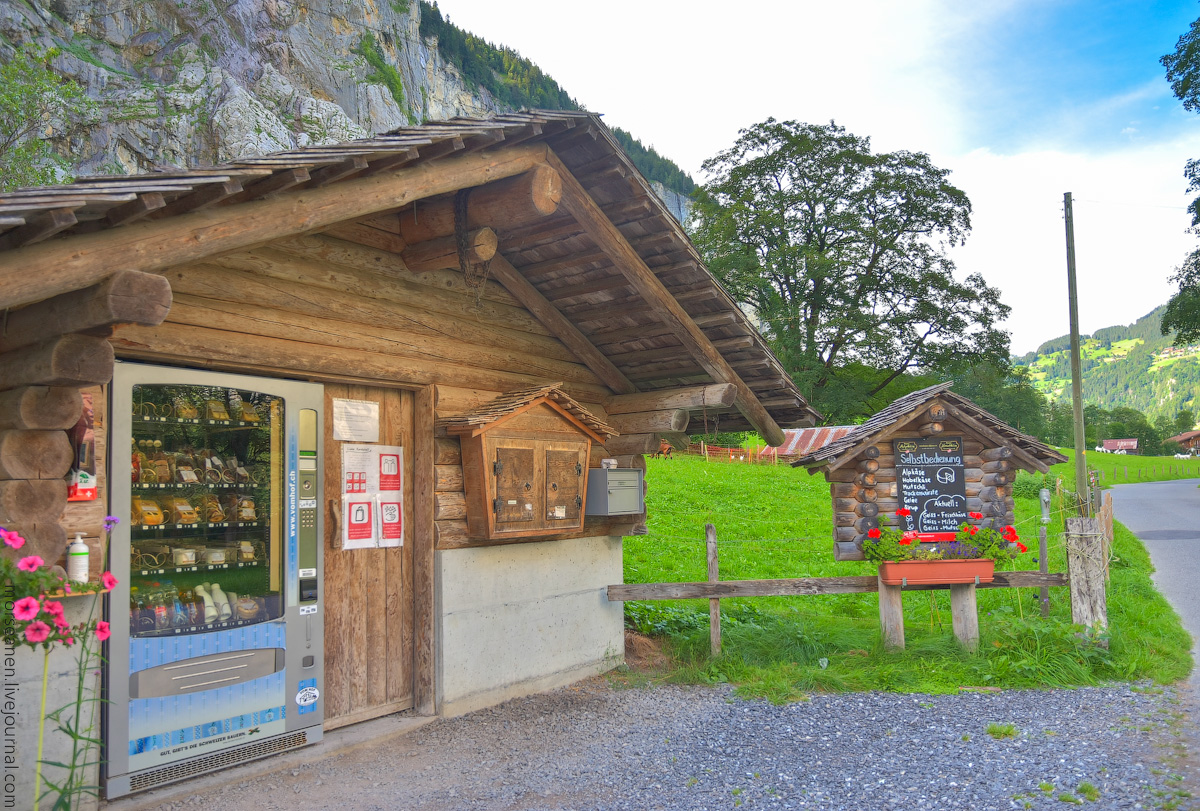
[{"x1": 440, "y1": 0, "x2": 1200, "y2": 354}]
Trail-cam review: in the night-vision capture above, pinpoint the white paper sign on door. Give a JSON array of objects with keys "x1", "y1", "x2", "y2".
[
  {"x1": 340, "y1": 444, "x2": 404, "y2": 549},
  {"x1": 332, "y1": 399, "x2": 380, "y2": 443},
  {"x1": 342, "y1": 495, "x2": 376, "y2": 550},
  {"x1": 378, "y1": 496, "x2": 404, "y2": 547}
]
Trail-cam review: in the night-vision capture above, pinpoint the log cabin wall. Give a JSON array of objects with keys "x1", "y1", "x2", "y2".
[{"x1": 827, "y1": 403, "x2": 1023, "y2": 560}]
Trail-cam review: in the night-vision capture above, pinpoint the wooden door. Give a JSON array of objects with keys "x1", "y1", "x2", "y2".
[{"x1": 322, "y1": 384, "x2": 415, "y2": 728}]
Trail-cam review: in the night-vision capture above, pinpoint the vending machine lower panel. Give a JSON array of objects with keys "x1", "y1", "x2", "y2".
[{"x1": 104, "y1": 362, "x2": 324, "y2": 798}]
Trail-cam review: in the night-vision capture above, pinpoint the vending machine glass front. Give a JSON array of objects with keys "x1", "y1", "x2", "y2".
[{"x1": 127, "y1": 383, "x2": 283, "y2": 637}]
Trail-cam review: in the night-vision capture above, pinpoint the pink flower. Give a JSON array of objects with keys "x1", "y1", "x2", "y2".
[
  {"x1": 867, "y1": 527, "x2": 881, "y2": 539},
  {"x1": 95, "y1": 621, "x2": 111, "y2": 642},
  {"x1": 101, "y1": 571, "x2": 118, "y2": 590},
  {"x1": 0, "y1": 528, "x2": 25, "y2": 549},
  {"x1": 17, "y1": 555, "x2": 44, "y2": 572},
  {"x1": 12, "y1": 597, "x2": 39, "y2": 621},
  {"x1": 53, "y1": 615, "x2": 70, "y2": 631},
  {"x1": 43, "y1": 600, "x2": 64, "y2": 617},
  {"x1": 24, "y1": 621, "x2": 50, "y2": 644},
  {"x1": 63, "y1": 637, "x2": 74, "y2": 647}
]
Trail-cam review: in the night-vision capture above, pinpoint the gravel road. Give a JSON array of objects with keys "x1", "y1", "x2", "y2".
[{"x1": 158, "y1": 676, "x2": 1200, "y2": 811}]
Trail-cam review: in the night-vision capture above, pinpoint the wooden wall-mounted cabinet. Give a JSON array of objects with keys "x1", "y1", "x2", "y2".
[
  {"x1": 482, "y1": 437, "x2": 588, "y2": 537},
  {"x1": 442, "y1": 385, "x2": 616, "y2": 543}
]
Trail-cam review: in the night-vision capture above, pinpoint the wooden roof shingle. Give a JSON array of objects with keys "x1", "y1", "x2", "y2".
[{"x1": 792, "y1": 383, "x2": 1066, "y2": 472}]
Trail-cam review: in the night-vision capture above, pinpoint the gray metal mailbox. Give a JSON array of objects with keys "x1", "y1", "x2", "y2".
[{"x1": 585, "y1": 468, "x2": 644, "y2": 515}]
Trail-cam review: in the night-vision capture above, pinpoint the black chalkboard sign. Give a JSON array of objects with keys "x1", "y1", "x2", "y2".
[{"x1": 893, "y1": 436, "x2": 967, "y2": 533}]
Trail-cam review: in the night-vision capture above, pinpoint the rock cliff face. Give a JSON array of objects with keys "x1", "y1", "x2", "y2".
[{"x1": 0, "y1": 0, "x2": 505, "y2": 175}]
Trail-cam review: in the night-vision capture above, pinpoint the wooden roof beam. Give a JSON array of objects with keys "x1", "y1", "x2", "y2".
[
  {"x1": 0, "y1": 208, "x2": 78, "y2": 251},
  {"x1": 310, "y1": 156, "x2": 370, "y2": 187},
  {"x1": 544, "y1": 148, "x2": 786, "y2": 445},
  {"x1": 606, "y1": 384, "x2": 737, "y2": 415},
  {"x1": 154, "y1": 180, "x2": 243, "y2": 219},
  {"x1": 489, "y1": 254, "x2": 637, "y2": 395},
  {"x1": 0, "y1": 142, "x2": 550, "y2": 309},
  {"x1": 222, "y1": 168, "x2": 310, "y2": 205},
  {"x1": 398, "y1": 166, "x2": 562, "y2": 244},
  {"x1": 104, "y1": 192, "x2": 166, "y2": 228}
]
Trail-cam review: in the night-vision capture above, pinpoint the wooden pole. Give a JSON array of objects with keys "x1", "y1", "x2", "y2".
[
  {"x1": 1064, "y1": 192, "x2": 1089, "y2": 516},
  {"x1": 706, "y1": 523, "x2": 720, "y2": 656},
  {"x1": 949, "y1": 584, "x2": 979, "y2": 651},
  {"x1": 1039, "y1": 488, "x2": 1051, "y2": 617},
  {"x1": 1066, "y1": 516, "x2": 1108, "y2": 639},
  {"x1": 878, "y1": 575, "x2": 905, "y2": 650}
]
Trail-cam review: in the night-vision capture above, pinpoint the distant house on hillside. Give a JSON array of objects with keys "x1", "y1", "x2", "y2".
[
  {"x1": 759, "y1": 426, "x2": 855, "y2": 461},
  {"x1": 1167, "y1": 430, "x2": 1200, "y2": 452},
  {"x1": 1100, "y1": 438, "x2": 1139, "y2": 454}
]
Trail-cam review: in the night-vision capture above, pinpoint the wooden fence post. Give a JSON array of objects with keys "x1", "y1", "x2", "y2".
[
  {"x1": 1066, "y1": 517, "x2": 1108, "y2": 639},
  {"x1": 878, "y1": 575, "x2": 905, "y2": 650},
  {"x1": 949, "y1": 584, "x2": 979, "y2": 652},
  {"x1": 1039, "y1": 488, "x2": 1051, "y2": 617},
  {"x1": 706, "y1": 523, "x2": 720, "y2": 656}
]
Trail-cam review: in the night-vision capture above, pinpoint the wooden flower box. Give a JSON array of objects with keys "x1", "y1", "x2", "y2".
[{"x1": 878, "y1": 558, "x2": 995, "y2": 586}]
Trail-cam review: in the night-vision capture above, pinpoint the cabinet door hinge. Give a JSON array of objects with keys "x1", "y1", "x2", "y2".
[
  {"x1": 493, "y1": 497, "x2": 501, "y2": 515},
  {"x1": 575, "y1": 495, "x2": 582, "y2": 508},
  {"x1": 493, "y1": 459, "x2": 503, "y2": 475},
  {"x1": 575, "y1": 462, "x2": 583, "y2": 476}
]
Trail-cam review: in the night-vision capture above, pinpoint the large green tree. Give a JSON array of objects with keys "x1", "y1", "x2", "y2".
[
  {"x1": 1161, "y1": 16, "x2": 1200, "y2": 343},
  {"x1": 0, "y1": 45, "x2": 95, "y2": 191},
  {"x1": 691, "y1": 119, "x2": 1010, "y2": 422}
]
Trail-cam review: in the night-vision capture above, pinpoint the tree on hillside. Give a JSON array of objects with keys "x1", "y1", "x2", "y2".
[
  {"x1": 0, "y1": 45, "x2": 96, "y2": 191},
  {"x1": 1161, "y1": 16, "x2": 1200, "y2": 343},
  {"x1": 690, "y1": 119, "x2": 1010, "y2": 422}
]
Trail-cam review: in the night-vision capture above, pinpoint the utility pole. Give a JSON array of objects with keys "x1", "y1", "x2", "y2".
[{"x1": 1064, "y1": 192, "x2": 1089, "y2": 515}]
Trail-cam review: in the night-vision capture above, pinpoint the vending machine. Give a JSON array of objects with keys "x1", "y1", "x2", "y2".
[{"x1": 104, "y1": 362, "x2": 324, "y2": 798}]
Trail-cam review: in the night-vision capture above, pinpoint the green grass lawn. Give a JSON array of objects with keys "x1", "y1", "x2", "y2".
[{"x1": 621, "y1": 454, "x2": 1192, "y2": 701}]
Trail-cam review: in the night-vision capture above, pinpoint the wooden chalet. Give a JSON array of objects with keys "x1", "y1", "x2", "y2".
[
  {"x1": 0, "y1": 110, "x2": 818, "y2": 795},
  {"x1": 1101, "y1": 438, "x2": 1139, "y2": 454},
  {"x1": 1166, "y1": 430, "x2": 1200, "y2": 451},
  {"x1": 793, "y1": 383, "x2": 1065, "y2": 561}
]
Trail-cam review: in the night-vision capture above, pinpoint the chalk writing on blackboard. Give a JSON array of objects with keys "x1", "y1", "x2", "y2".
[{"x1": 893, "y1": 436, "x2": 967, "y2": 533}]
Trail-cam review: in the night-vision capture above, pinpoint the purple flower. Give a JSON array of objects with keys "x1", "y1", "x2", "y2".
[{"x1": 103, "y1": 515, "x2": 120, "y2": 532}]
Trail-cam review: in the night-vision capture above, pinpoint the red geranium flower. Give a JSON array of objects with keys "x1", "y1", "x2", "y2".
[
  {"x1": 867, "y1": 527, "x2": 882, "y2": 539},
  {"x1": 895, "y1": 508, "x2": 911, "y2": 517},
  {"x1": 1016, "y1": 542, "x2": 1028, "y2": 553},
  {"x1": 968, "y1": 526, "x2": 978, "y2": 536},
  {"x1": 899, "y1": 537, "x2": 912, "y2": 545},
  {"x1": 968, "y1": 512, "x2": 983, "y2": 520}
]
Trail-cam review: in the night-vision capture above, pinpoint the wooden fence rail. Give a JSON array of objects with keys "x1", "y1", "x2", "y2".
[
  {"x1": 608, "y1": 570, "x2": 1067, "y2": 602},
  {"x1": 609, "y1": 523, "x2": 1069, "y2": 654}
]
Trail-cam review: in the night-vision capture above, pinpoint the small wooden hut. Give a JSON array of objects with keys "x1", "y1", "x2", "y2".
[
  {"x1": 0, "y1": 110, "x2": 819, "y2": 798},
  {"x1": 793, "y1": 383, "x2": 1066, "y2": 560}
]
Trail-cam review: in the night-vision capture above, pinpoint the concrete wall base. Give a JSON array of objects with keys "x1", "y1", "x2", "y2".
[{"x1": 436, "y1": 534, "x2": 625, "y2": 716}]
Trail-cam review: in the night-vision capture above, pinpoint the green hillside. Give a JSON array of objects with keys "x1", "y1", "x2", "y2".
[{"x1": 1014, "y1": 305, "x2": 1200, "y2": 422}]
